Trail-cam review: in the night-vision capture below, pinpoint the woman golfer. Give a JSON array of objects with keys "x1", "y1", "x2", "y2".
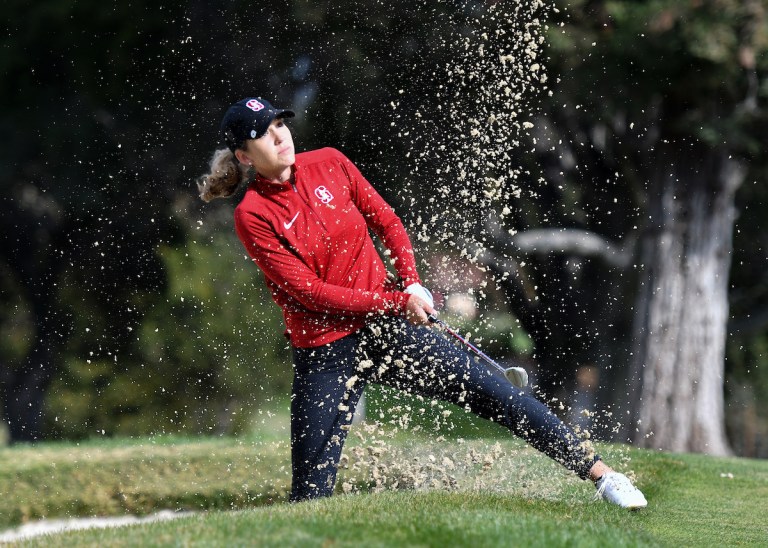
[{"x1": 198, "y1": 97, "x2": 647, "y2": 509}]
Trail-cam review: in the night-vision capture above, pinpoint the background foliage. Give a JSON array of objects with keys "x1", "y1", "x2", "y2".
[{"x1": 1, "y1": 0, "x2": 767, "y2": 455}]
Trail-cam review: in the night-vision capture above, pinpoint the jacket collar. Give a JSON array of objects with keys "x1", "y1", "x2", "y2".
[{"x1": 252, "y1": 160, "x2": 300, "y2": 194}]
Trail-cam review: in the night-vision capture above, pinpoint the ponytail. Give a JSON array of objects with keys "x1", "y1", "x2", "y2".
[{"x1": 197, "y1": 148, "x2": 251, "y2": 202}]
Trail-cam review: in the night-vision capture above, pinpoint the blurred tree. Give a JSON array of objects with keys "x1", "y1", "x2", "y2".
[
  {"x1": 0, "y1": 0, "x2": 477, "y2": 441},
  {"x1": 2, "y1": 0, "x2": 767, "y2": 457},
  {"x1": 45, "y1": 201, "x2": 290, "y2": 438},
  {"x1": 488, "y1": 0, "x2": 768, "y2": 455},
  {"x1": 1, "y1": 0, "x2": 173, "y2": 441},
  {"x1": 0, "y1": 0, "x2": 283, "y2": 441}
]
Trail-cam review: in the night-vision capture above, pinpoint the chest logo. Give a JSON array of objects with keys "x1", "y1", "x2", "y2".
[
  {"x1": 284, "y1": 211, "x2": 300, "y2": 230},
  {"x1": 314, "y1": 186, "x2": 334, "y2": 204}
]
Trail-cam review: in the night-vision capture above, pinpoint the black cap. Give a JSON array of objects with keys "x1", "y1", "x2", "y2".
[{"x1": 220, "y1": 98, "x2": 295, "y2": 153}]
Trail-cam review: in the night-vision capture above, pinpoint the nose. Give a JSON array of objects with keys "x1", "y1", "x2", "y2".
[{"x1": 268, "y1": 125, "x2": 282, "y2": 144}]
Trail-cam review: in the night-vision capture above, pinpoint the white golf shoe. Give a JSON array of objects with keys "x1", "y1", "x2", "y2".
[{"x1": 594, "y1": 472, "x2": 648, "y2": 509}]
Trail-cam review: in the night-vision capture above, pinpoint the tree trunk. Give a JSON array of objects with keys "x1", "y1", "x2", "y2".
[
  {"x1": 0, "y1": 293, "x2": 60, "y2": 443},
  {"x1": 629, "y1": 143, "x2": 743, "y2": 455}
]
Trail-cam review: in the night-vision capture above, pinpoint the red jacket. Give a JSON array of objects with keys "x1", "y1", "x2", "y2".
[{"x1": 234, "y1": 147, "x2": 420, "y2": 348}]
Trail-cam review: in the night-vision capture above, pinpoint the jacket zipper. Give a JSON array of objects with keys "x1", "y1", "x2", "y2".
[{"x1": 290, "y1": 179, "x2": 329, "y2": 232}]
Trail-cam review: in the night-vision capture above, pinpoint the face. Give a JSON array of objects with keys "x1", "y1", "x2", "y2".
[{"x1": 235, "y1": 118, "x2": 295, "y2": 182}]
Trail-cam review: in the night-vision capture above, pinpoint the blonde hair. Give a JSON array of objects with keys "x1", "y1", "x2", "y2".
[{"x1": 197, "y1": 148, "x2": 251, "y2": 202}]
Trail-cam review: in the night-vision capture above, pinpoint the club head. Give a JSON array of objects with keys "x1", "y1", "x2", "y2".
[{"x1": 504, "y1": 366, "x2": 528, "y2": 388}]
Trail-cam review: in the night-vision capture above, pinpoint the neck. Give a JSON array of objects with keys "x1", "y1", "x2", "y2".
[
  {"x1": 260, "y1": 166, "x2": 293, "y2": 185},
  {"x1": 277, "y1": 167, "x2": 293, "y2": 183}
]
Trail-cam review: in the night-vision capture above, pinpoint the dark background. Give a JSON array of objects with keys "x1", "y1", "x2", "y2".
[{"x1": 2, "y1": 0, "x2": 767, "y2": 456}]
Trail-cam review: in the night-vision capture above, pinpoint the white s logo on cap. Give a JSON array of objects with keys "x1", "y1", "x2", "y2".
[{"x1": 246, "y1": 99, "x2": 265, "y2": 112}]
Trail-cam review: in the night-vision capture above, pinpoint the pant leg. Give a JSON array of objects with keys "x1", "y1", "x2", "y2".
[
  {"x1": 290, "y1": 333, "x2": 365, "y2": 502},
  {"x1": 362, "y1": 317, "x2": 598, "y2": 480}
]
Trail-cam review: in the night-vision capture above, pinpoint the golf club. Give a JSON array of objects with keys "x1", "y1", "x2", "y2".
[{"x1": 427, "y1": 314, "x2": 529, "y2": 388}]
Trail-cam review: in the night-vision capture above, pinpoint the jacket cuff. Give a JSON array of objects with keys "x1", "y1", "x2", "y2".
[{"x1": 391, "y1": 291, "x2": 412, "y2": 315}]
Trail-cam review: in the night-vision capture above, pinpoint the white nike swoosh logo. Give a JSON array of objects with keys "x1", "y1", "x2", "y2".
[{"x1": 283, "y1": 212, "x2": 300, "y2": 229}]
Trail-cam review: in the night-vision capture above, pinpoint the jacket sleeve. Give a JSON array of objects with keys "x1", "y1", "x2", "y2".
[
  {"x1": 337, "y1": 152, "x2": 421, "y2": 288},
  {"x1": 234, "y1": 209, "x2": 411, "y2": 316}
]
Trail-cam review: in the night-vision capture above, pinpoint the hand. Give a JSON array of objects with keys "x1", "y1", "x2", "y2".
[
  {"x1": 404, "y1": 294, "x2": 436, "y2": 326},
  {"x1": 404, "y1": 282, "x2": 434, "y2": 308}
]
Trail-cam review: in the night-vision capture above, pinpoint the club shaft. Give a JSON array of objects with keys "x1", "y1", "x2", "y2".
[{"x1": 428, "y1": 315, "x2": 506, "y2": 375}]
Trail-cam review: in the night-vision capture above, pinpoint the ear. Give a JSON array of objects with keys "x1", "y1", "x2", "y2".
[{"x1": 233, "y1": 149, "x2": 251, "y2": 165}]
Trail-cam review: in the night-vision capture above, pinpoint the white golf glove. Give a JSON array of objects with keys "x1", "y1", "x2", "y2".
[{"x1": 404, "y1": 282, "x2": 434, "y2": 308}]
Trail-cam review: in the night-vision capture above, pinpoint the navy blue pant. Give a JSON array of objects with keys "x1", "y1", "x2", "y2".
[{"x1": 289, "y1": 317, "x2": 598, "y2": 502}]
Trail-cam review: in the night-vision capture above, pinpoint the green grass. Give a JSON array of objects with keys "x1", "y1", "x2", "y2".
[
  {"x1": 2, "y1": 427, "x2": 768, "y2": 547},
  {"x1": 0, "y1": 433, "x2": 292, "y2": 529}
]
